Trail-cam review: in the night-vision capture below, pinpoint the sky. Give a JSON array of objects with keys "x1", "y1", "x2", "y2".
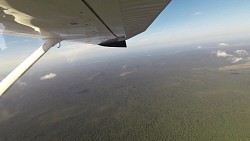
[{"x1": 1, "y1": 0, "x2": 250, "y2": 72}]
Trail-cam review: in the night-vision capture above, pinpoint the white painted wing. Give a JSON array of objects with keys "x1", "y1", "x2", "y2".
[{"x1": 0, "y1": 0, "x2": 171, "y2": 45}]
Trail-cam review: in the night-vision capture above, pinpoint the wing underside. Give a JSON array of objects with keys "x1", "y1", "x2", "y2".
[{"x1": 0, "y1": 0, "x2": 171, "y2": 44}]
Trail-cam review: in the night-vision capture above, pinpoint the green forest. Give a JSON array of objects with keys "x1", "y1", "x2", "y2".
[{"x1": 1, "y1": 46, "x2": 250, "y2": 141}]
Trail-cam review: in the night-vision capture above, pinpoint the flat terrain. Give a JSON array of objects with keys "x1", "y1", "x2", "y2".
[{"x1": 1, "y1": 45, "x2": 250, "y2": 141}]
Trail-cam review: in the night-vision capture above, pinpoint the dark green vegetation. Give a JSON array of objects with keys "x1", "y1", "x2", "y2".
[{"x1": 1, "y1": 46, "x2": 250, "y2": 141}]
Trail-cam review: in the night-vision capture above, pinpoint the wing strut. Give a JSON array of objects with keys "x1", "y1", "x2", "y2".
[{"x1": 0, "y1": 39, "x2": 59, "y2": 96}]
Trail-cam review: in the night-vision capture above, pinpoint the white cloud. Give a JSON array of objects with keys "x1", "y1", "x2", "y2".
[
  {"x1": 120, "y1": 71, "x2": 134, "y2": 77},
  {"x1": 0, "y1": 35, "x2": 7, "y2": 51},
  {"x1": 235, "y1": 50, "x2": 249, "y2": 57},
  {"x1": 197, "y1": 46, "x2": 202, "y2": 49},
  {"x1": 218, "y1": 43, "x2": 229, "y2": 47},
  {"x1": 193, "y1": 11, "x2": 202, "y2": 16},
  {"x1": 231, "y1": 57, "x2": 242, "y2": 63},
  {"x1": 214, "y1": 50, "x2": 247, "y2": 63},
  {"x1": 40, "y1": 73, "x2": 57, "y2": 80},
  {"x1": 0, "y1": 45, "x2": 7, "y2": 51},
  {"x1": 216, "y1": 50, "x2": 233, "y2": 57}
]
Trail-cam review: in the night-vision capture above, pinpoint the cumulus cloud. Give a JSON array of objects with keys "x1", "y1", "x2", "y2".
[
  {"x1": 40, "y1": 73, "x2": 57, "y2": 80},
  {"x1": 216, "y1": 50, "x2": 233, "y2": 57},
  {"x1": 231, "y1": 57, "x2": 242, "y2": 63},
  {"x1": 235, "y1": 50, "x2": 249, "y2": 57},
  {"x1": 120, "y1": 71, "x2": 134, "y2": 77},
  {"x1": 197, "y1": 46, "x2": 202, "y2": 49},
  {"x1": 218, "y1": 43, "x2": 229, "y2": 47},
  {"x1": 214, "y1": 49, "x2": 249, "y2": 64},
  {"x1": 193, "y1": 11, "x2": 202, "y2": 16}
]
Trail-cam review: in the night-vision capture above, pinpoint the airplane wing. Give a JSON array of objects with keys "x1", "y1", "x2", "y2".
[
  {"x1": 1, "y1": 0, "x2": 171, "y2": 46},
  {"x1": 0, "y1": 0, "x2": 172, "y2": 96}
]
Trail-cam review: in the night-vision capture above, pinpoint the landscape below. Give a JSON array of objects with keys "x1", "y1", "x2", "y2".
[{"x1": 1, "y1": 45, "x2": 250, "y2": 141}]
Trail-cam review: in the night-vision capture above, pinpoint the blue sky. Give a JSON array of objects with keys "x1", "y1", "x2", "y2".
[
  {"x1": 133, "y1": 0, "x2": 250, "y2": 46},
  {"x1": 1, "y1": 0, "x2": 250, "y2": 72}
]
